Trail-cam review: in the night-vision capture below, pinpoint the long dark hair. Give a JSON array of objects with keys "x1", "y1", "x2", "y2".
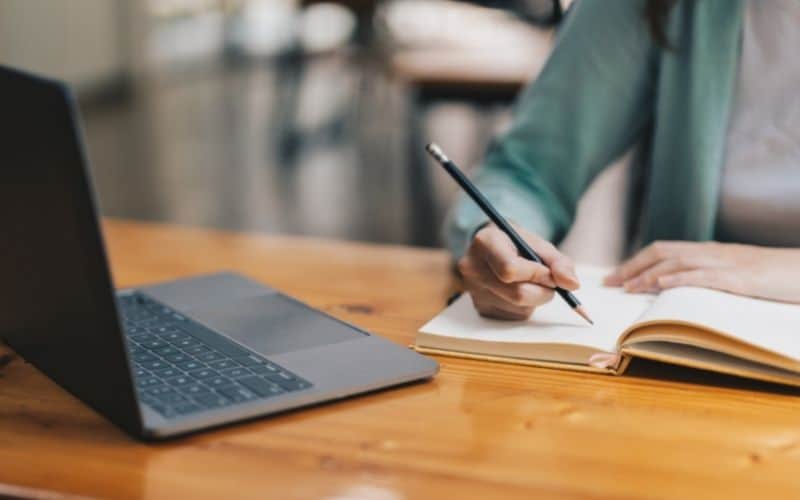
[{"x1": 645, "y1": 0, "x2": 678, "y2": 48}]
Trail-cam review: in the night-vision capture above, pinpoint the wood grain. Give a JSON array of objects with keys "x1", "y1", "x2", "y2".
[{"x1": 2, "y1": 219, "x2": 800, "y2": 499}]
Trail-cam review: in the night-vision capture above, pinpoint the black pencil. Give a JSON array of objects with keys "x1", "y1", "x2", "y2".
[{"x1": 425, "y1": 143, "x2": 593, "y2": 325}]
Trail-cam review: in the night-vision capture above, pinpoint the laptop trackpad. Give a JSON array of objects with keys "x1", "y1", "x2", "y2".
[{"x1": 185, "y1": 294, "x2": 366, "y2": 356}]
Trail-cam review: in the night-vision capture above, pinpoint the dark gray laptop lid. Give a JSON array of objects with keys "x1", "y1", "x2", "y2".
[{"x1": 0, "y1": 66, "x2": 142, "y2": 436}]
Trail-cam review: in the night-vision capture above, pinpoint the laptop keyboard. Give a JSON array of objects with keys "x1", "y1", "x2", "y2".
[{"x1": 118, "y1": 292, "x2": 312, "y2": 419}]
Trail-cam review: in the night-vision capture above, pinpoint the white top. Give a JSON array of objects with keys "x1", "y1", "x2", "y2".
[{"x1": 716, "y1": 0, "x2": 800, "y2": 247}]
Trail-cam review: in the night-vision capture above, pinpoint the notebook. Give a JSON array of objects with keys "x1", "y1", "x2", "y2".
[{"x1": 417, "y1": 265, "x2": 800, "y2": 387}]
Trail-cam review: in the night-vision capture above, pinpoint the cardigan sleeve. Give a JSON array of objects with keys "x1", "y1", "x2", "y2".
[{"x1": 444, "y1": 0, "x2": 659, "y2": 260}]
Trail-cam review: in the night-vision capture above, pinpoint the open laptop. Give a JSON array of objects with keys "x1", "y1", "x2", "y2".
[{"x1": 0, "y1": 66, "x2": 438, "y2": 440}]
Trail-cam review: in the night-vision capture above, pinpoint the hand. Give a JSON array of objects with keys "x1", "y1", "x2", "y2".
[
  {"x1": 458, "y1": 224, "x2": 579, "y2": 320},
  {"x1": 604, "y1": 241, "x2": 800, "y2": 303}
]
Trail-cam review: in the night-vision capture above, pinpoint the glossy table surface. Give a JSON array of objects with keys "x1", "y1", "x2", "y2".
[{"x1": 2, "y1": 219, "x2": 800, "y2": 500}]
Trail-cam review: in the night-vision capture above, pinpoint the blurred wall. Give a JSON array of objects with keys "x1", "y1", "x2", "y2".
[{"x1": 0, "y1": 0, "x2": 127, "y2": 92}]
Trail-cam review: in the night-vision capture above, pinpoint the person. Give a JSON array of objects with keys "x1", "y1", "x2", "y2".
[{"x1": 446, "y1": 0, "x2": 800, "y2": 320}]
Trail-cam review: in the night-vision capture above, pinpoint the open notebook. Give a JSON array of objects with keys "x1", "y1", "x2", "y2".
[{"x1": 417, "y1": 266, "x2": 800, "y2": 387}]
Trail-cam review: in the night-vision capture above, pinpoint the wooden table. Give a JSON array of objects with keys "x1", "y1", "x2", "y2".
[{"x1": 3, "y1": 219, "x2": 800, "y2": 499}]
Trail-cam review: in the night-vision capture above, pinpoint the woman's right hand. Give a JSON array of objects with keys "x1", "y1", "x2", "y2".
[{"x1": 458, "y1": 224, "x2": 580, "y2": 320}]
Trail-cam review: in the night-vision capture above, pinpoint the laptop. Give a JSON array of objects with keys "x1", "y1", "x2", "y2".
[{"x1": 0, "y1": 66, "x2": 438, "y2": 440}]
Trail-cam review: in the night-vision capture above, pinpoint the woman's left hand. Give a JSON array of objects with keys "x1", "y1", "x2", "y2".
[{"x1": 604, "y1": 241, "x2": 800, "y2": 304}]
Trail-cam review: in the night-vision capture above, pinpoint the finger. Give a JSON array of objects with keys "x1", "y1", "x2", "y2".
[
  {"x1": 515, "y1": 227, "x2": 579, "y2": 289},
  {"x1": 487, "y1": 255, "x2": 555, "y2": 287},
  {"x1": 605, "y1": 241, "x2": 680, "y2": 286},
  {"x1": 623, "y1": 258, "x2": 692, "y2": 292},
  {"x1": 657, "y1": 269, "x2": 737, "y2": 293},
  {"x1": 473, "y1": 228, "x2": 555, "y2": 286},
  {"x1": 461, "y1": 254, "x2": 543, "y2": 302},
  {"x1": 462, "y1": 261, "x2": 555, "y2": 308},
  {"x1": 625, "y1": 254, "x2": 729, "y2": 293}
]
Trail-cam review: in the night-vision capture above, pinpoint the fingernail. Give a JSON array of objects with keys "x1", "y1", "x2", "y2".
[
  {"x1": 604, "y1": 274, "x2": 621, "y2": 286},
  {"x1": 566, "y1": 274, "x2": 580, "y2": 289},
  {"x1": 555, "y1": 263, "x2": 579, "y2": 288}
]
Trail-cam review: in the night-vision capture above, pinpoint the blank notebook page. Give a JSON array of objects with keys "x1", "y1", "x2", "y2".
[{"x1": 420, "y1": 266, "x2": 655, "y2": 353}]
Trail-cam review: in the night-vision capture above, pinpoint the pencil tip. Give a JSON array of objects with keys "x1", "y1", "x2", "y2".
[{"x1": 575, "y1": 306, "x2": 594, "y2": 325}]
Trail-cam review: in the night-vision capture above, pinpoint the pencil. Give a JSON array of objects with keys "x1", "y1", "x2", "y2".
[{"x1": 425, "y1": 143, "x2": 593, "y2": 325}]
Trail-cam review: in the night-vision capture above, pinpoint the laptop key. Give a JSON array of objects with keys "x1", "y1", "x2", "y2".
[
  {"x1": 136, "y1": 376, "x2": 161, "y2": 388},
  {"x1": 175, "y1": 338, "x2": 201, "y2": 349},
  {"x1": 153, "y1": 345, "x2": 179, "y2": 356},
  {"x1": 236, "y1": 354, "x2": 267, "y2": 367},
  {"x1": 217, "y1": 385, "x2": 257, "y2": 403},
  {"x1": 152, "y1": 368, "x2": 181, "y2": 379},
  {"x1": 204, "y1": 376, "x2": 232, "y2": 388},
  {"x1": 163, "y1": 353, "x2": 192, "y2": 364},
  {"x1": 262, "y1": 371, "x2": 312, "y2": 391},
  {"x1": 247, "y1": 362, "x2": 280, "y2": 374},
  {"x1": 238, "y1": 376, "x2": 285, "y2": 397},
  {"x1": 208, "y1": 360, "x2": 238, "y2": 371},
  {"x1": 180, "y1": 384, "x2": 211, "y2": 396},
  {"x1": 128, "y1": 345, "x2": 147, "y2": 355},
  {"x1": 161, "y1": 331, "x2": 191, "y2": 343},
  {"x1": 173, "y1": 403, "x2": 202, "y2": 415},
  {"x1": 192, "y1": 393, "x2": 230, "y2": 409},
  {"x1": 139, "y1": 393, "x2": 159, "y2": 405},
  {"x1": 154, "y1": 392, "x2": 188, "y2": 404},
  {"x1": 187, "y1": 369, "x2": 218, "y2": 380},
  {"x1": 270, "y1": 377, "x2": 312, "y2": 392},
  {"x1": 196, "y1": 351, "x2": 224, "y2": 363},
  {"x1": 220, "y1": 367, "x2": 251, "y2": 379},
  {"x1": 132, "y1": 353, "x2": 157, "y2": 364},
  {"x1": 175, "y1": 320, "x2": 250, "y2": 357},
  {"x1": 145, "y1": 401, "x2": 176, "y2": 418},
  {"x1": 141, "y1": 360, "x2": 169, "y2": 371},
  {"x1": 165, "y1": 376, "x2": 193, "y2": 387},
  {"x1": 176, "y1": 360, "x2": 205, "y2": 371},
  {"x1": 184, "y1": 344, "x2": 211, "y2": 355},
  {"x1": 145, "y1": 386, "x2": 175, "y2": 396},
  {"x1": 152, "y1": 325, "x2": 178, "y2": 335},
  {"x1": 141, "y1": 339, "x2": 167, "y2": 350}
]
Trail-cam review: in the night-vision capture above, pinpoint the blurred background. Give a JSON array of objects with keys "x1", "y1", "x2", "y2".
[{"x1": 0, "y1": 0, "x2": 627, "y2": 262}]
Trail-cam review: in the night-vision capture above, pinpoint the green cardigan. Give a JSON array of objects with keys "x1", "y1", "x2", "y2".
[{"x1": 445, "y1": 0, "x2": 744, "y2": 259}]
